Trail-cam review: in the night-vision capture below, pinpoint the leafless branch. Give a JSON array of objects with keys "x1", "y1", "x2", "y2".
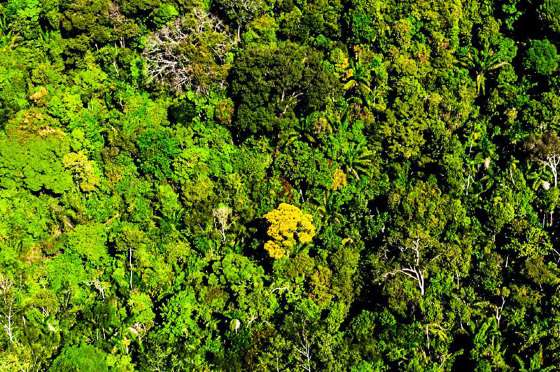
[
  {"x1": 0, "y1": 276, "x2": 15, "y2": 343},
  {"x1": 383, "y1": 237, "x2": 426, "y2": 296},
  {"x1": 294, "y1": 328, "x2": 312, "y2": 372},
  {"x1": 143, "y1": 9, "x2": 233, "y2": 94}
]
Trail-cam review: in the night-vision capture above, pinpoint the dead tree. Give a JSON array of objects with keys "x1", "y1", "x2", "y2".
[
  {"x1": 143, "y1": 8, "x2": 233, "y2": 94},
  {"x1": 0, "y1": 276, "x2": 15, "y2": 343},
  {"x1": 383, "y1": 237, "x2": 426, "y2": 296},
  {"x1": 527, "y1": 132, "x2": 560, "y2": 188},
  {"x1": 212, "y1": 205, "x2": 232, "y2": 242},
  {"x1": 527, "y1": 132, "x2": 560, "y2": 226},
  {"x1": 294, "y1": 327, "x2": 312, "y2": 372},
  {"x1": 494, "y1": 296, "x2": 506, "y2": 328},
  {"x1": 540, "y1": 150, "x2": 560, "y2": 189}
]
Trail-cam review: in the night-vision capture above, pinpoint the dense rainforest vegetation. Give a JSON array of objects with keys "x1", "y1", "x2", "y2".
[{"x1": 0, "y1": 0, "x2": 560, "y2": 370}]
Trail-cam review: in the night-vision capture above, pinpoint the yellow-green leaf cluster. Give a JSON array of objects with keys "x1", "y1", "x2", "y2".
[{"x1": 63, "y1": 151, "x2": 100, "y2": 192}]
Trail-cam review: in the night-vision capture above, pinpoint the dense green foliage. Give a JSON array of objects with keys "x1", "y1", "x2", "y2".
[{"x1": 1, "y1": 0, "x2": 560, "y2": 370}]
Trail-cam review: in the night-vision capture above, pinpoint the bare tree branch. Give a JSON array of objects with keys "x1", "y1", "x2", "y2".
[{"x1": 143, "y1": 9, "x2": 234, "y2": 94}]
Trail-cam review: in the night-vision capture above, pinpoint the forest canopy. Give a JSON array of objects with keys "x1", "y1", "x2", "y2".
[{"x1": 1, "y1": 0, "x2": 560, "y2": 370}]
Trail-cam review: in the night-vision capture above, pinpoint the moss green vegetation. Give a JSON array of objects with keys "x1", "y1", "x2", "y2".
[{"x1": 1, "y1": 0, "x2": 560, "y2": 370}]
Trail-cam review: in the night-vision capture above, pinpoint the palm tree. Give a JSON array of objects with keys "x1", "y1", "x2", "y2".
[
  {"x1": 343, "y1": 59, "x2": 372, "y2": 107},
  {"x1": 459, "y1": 46, "x2": 510, "y2": 96}
]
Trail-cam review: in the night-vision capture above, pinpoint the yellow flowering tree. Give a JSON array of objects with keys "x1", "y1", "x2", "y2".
[
  {"x1": 263, "y1": 203, "x2": 316, "y2": 259},
  {"x1": 332, "y1": 168, "x2": 347, "y2": 190}
]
